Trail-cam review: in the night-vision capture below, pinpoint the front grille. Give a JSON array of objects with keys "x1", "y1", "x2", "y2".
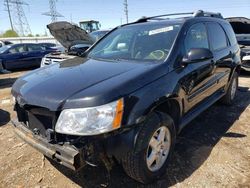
[
  {"x1": 44, "y1": 57, "x2": 65, "y2": 65},
  {"x1": 15, "y1": 103, "x2": 56, "y2": 140}
]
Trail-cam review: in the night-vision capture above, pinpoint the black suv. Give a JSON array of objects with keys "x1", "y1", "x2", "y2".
[{"x1": 11, "y1": 10, "x2": 241, "y2": 184}]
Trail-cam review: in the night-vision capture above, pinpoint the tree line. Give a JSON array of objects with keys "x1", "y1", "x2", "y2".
[{"x1": 0, "y1": 30, "x2": 48, "y2": 38}]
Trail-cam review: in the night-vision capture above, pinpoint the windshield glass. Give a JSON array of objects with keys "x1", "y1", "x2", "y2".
[
  {"x1": 88, "y1": 23, "x2": 181, "y2": 62},
  {"x1": 0, "y1": 45, "x2": 12, "y2": 53}
]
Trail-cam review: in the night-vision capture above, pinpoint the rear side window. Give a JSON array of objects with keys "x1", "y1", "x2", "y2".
[
  {"x1": 223, "y1": 23, "x2": 237, "y2": 46},
  {"x1": 27, "y1": 44, "x2": 43, "y2": 51},
  {"x1": 207, "y1": 23, "x2": 227, "y2": 50},
  {"x1": 185, "y1": 23, "x2": 209, "y2": 53}
]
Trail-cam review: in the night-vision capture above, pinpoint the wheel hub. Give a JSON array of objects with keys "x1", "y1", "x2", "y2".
[{"x1": 146, "y1": 126, "x2": 171, "y2": 172}]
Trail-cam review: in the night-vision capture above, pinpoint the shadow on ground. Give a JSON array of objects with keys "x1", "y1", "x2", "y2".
[
  {"x1": 240, "y1": 70, "x2": 250, "y2": 78},
  {"x1": 0, "y1": 78, "x2": 17, "y2": 89},
  {"x1": 47, "y1": 86, "x2": 249, "y2": 188},
  {"x1": 0, "y1": 109, "x2": 10, "y2": 126}
]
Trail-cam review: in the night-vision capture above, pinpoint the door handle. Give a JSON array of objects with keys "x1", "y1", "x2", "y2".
[{"x1": 22, "y1": 52, "x2": 29, "y2": 55}]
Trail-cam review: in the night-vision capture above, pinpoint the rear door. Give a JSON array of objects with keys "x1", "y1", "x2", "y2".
[
  {"x1": 206, "y1": 22, "x2": 232, "y2": 91},
  {"x1": 25, "y1": 44, "x2": 45, "y2": 67}
]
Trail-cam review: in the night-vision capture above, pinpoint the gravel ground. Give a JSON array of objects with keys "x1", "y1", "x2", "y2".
[{"x1": 0, "y1": 70, "x2": 249, "y2": 188}]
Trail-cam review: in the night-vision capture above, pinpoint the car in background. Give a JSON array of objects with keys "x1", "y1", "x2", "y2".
[
  {"x1": 39, "y1": 42, "x2": 56, "y2": 48},
  {"x1": 227, "y1": 17, "x2": 250, "y2": 72},
  {"x1": 40, "y1": 21, "x2": 110, "y2": 67},
  {"x1": 89, "y1": 30, "x2": 110, "y2": 41},
  {"x1": 0, "y1": 40, "x2": 13, "y2": 48},
  {"x1": 0, "y1": 43, "x2": 56, "y2": 72}
]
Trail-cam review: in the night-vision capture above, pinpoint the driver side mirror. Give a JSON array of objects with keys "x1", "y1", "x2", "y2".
[{"x1": 182, "y1": 48, "x2": 213, "y2": 64}]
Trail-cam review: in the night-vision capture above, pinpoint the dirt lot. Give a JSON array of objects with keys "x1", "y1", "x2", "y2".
[{"x1": 0, "y1": 70, "x2": 249, "y2": 188}]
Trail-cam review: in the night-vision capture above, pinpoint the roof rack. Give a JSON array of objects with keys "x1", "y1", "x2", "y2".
[
  {"x1": 193, "y1": 10, "x2": 223, "y2": 19},
  {"x1": 136, "y1": 10, "x2": 223, "y2": 22}
]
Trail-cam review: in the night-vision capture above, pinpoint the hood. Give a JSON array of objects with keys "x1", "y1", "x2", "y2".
[
  {"x1": 47, "y1": 21, "x2": 95, "y2": 49},
  {"x1": 226, "y1": 17, "x2": 250, "y2": 34},
  {"x1": 12, "y1": 58, "x2": 164, "y2": 111}
]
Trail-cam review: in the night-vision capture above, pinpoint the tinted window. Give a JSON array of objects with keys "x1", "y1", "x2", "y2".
[
  {"x1": 9, "y1": 45, "x2": 26, "y2": 53},
  {"x1": 223, "y1": 23, "x2": 237, "y2": 46},
  {"x1": 207, "y1": 23, "x2": 227, "y2": 50},
  {"x1": 27, "y1": 44, "x2": 43, "y2": 51},
  {"x1": 185, "y1": 23, "x2": 209, "y2": 52}
]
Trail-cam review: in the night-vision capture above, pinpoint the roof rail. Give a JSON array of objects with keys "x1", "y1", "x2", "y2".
[
  {"x1": 136, "y1": 10, "x2": 223, "y2": 22},
  {"x1": 136, "y1": 12, "x2": 193, "y2": 22},
  {"x1": 193, "y1": 10, "x2": 223, "y2": 19}
]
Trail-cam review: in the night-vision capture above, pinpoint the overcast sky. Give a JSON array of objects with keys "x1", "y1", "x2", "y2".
[{"x1": 1, "y1": 0, "x2": 250, "y2": 35}]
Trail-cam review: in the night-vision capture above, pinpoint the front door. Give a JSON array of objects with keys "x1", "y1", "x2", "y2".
[
  {"x1": 4, "y1": 44, "x2": 27, "y2": 70},
  {"x1": 182, "y1": 23, "x2": 217, "y2": 111}
]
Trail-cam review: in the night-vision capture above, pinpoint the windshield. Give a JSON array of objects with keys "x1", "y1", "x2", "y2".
[
  {"x1": 88, "y1": 23, "x2": 181, "y2": 62},
  {"x1": 0, "y1": 45, "x2": 12, "y2": 54}
]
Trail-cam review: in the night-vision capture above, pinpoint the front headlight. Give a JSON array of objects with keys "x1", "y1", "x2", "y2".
[{"x1": 55, "y1": 99, "x2": 124, "y2": 136}]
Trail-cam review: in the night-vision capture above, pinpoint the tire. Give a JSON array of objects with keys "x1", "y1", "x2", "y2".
[
  {"x1": 121, "y1": 112, "x2": 176, "y2": 184},
  {"x1": 221, "y1": 71, "x2": 238, "y2": 105}
]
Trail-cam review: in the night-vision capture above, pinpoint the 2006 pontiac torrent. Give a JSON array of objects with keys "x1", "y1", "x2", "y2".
[{"x1": 11, "y1": 10, "x2": 241, "y2": 184}]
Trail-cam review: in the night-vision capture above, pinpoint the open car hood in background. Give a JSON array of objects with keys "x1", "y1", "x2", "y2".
[
  {"x1": 226, "y1": 17, "x2": 250, "y2": 34},
  {"x1": 47, "y1": 21, "x2": 95, "y2": 49}
]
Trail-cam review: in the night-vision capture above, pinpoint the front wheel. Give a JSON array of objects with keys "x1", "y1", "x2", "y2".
[
  {"x1": 221, "y1": 72, "x2": 238, "y2": 105},
  {"x1": 121, "y1": 112, "x2": 176, "y2": 184}
]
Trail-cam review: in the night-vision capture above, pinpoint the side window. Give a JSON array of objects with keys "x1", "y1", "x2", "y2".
[
  {"x1": 223, "y1": 23, "x2": 237, "y2": 46},
  {"x1": 185, "y1": 23, "x2": 209, "y2": 53},
  {"x1": 27, "y1": 44, "x2": 43, "y2": 52},
  {"x1": 9, "y1": 45, "x2": 26, "y2": 54},
  {"x1": 207, "y1": 23, "x2": 227, "y2": 50}
]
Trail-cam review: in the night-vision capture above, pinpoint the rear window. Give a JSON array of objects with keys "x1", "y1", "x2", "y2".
[
  {"x1": 27, "y1": 44, "x2": 43, "y2": 51},
  {"x1": 223, "y1": 23, "x2": 237, "y2": 46},
  {"x1": 207, "y1": 23, "x2": 227, "y2": 50}
]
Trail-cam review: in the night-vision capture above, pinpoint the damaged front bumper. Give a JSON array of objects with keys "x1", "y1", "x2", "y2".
[{"x1": 12, "y1": 119, "x2": 86, "y2": 171}]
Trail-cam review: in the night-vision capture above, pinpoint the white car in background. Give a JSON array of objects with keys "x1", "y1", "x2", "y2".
[
  {"x1": 0, "y1": 40, "x2": 12, "y2": 48},
  {"x1": 227, "y1": 17, "x2": 250, "y2": 72}
]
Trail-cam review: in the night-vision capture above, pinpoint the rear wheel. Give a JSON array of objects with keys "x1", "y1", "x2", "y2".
[
  {"x1": 122, "y1": 112, "x2": 176, "y2": 184},
  {"x1": 221, "y1": 72, "x2": 238, "y2": 105}
]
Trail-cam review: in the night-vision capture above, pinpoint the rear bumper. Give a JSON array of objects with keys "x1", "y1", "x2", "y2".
[{"x1": 11, "y1": 119, "x2": 86, "y2": 171}]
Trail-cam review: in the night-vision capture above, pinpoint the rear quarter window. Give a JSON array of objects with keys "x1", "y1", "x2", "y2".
[
  {"x1": 223, "y1": 23, "x2": 238, "y2": 46},
  {"x1": 207, "y1": 22, "x2": 228, "y2": 51}
]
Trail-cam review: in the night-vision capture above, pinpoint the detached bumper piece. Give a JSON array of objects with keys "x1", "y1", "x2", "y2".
[{"x1": 12, "y1": 119, "x2": 86, "y2": 171}]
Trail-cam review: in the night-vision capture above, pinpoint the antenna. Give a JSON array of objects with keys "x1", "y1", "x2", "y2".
[
  {"x1": 4, "y1": 0, "x2": 31, "y2": 36},
  {"x1": 42, "y1": 0, "x2": 63, "y2": 23}
]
